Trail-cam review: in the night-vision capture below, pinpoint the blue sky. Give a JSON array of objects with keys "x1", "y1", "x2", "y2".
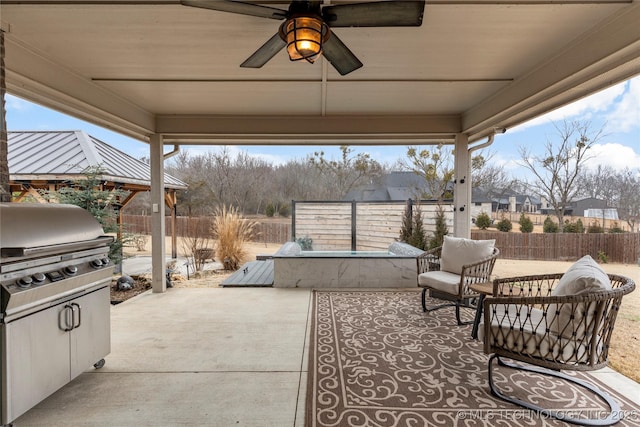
[{"x1": 5, "y1": 75, "x2": 639, "y2": 179}]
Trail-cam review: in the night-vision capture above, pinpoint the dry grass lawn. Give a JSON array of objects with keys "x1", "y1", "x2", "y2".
[{"x1": 124, "y1": 239, "x2": 640, "y2": 384}]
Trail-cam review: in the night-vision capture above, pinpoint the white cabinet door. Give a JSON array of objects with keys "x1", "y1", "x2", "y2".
[
  {"x1": 69, "y1": 286, "x2": 110, "y2": 379},
  {"x1": 3, "y1": 303, "x2": 71, "y2": 423}
]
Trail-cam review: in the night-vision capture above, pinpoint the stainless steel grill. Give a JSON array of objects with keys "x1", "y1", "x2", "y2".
[{"x1": 0, "y1": 203, "x2": 114, "y2": 425}]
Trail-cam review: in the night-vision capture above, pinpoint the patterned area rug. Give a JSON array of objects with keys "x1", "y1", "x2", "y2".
[{"x1": 306, "y1": 290, "x2": 639, "y2": 427}]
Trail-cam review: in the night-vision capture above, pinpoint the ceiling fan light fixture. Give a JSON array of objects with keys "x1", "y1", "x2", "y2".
[{"x1": 282, "y1": 16, "x2": 328, "y2": 63}]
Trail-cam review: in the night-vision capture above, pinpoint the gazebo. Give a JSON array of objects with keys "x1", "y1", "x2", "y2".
[
  {"x1": 1, "y1": 1, "x2": 638, "y2": 292},
  {"x1": 7, "y1": 130, "x2": 187, "y2": 257}
]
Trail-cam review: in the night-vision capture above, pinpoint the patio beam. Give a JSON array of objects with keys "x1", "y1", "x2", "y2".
[{"x1": 156, "y1": 114, "x2": 462, "y2": 145}]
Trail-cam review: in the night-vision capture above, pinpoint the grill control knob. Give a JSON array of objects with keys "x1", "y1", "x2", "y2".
[
  {"x1": 64, "y1": 265, "x2": 78, "y2": 276},
  {"x1": 17, "y1": 276, "x2": 33, "y2": 288},
  {"x1": 101, "y1": 257, "x2": 110, "y2": 266},
  {"x1": 32, "y1": 272, "x2": 46, "y2": 284},
  {"x1": 90, "y1": 259, "x2": 104, "y2": 268}
]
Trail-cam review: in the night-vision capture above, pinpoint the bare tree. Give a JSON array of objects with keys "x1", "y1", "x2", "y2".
[
  {"x1": 471, "y1": 150, "x2": 520, "y2": 214},
  {"x1": 402, "y1": 144, "x2": 455, "y2": 201},
  {"x1": 169, "y1": 148, "x2": 274, "y2": 215},
  {"x1": 309, "y1": 145, "x2": 384, "y2": 199},
  {"x1": 167, "y1": 151, "x2": 216, "y2": 216},
  {"x1": 518, "y1": 120, "x2": 603, "y2": 226},
  {"x1": 228, "y1": 151, "x2": 272, "y2": 214},
  {"x1": 180, "y1": 215, "x2": 213, "y2": 272},
  {"x1": 615, "y1": 169, "x2": 640, "y2": 232},
  {"x1": 471, "y1": 151, "x2": 515, "y2": 190},
  {"x1": 575, "y1": 165, "x2": 640, "y2": 231},
  {"x1": 271, "y1": 158, "x2": 328, "y2": 201},
  {"x1": 575, "y1": 164, "x2": 618, "y2": 205}
]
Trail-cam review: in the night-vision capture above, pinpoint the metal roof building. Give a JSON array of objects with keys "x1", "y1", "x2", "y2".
[
  {"x1": 8, "y1": 130, "x2": 187, "y2": 257},
  {"x1": 8, "y1": 130, "x2": 186, "y2": 195}
]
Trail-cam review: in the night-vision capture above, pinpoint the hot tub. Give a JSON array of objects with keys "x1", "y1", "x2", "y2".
[{"x1": 273, "y1": 242, "x2": 423, "y2": 288}]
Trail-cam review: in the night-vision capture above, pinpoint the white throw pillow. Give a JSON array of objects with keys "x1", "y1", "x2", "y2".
[
  {"x1": 550, "y1": 255, "x2": 611, "y2": 340},
  {"x1": 553, "y1": 255, "x2": 611, "y2": 297},
  {"x1": 440, "y1": 236, "x2": 495, "y2": 275}
]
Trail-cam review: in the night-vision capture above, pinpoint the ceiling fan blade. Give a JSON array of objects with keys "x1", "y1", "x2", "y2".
[
  {"x1": 322, "y1": 32, "x2": 363, "y2": 76},
  {"x1": 181, "y1": 0, "x2": 287, "y2": 20},
  {"x1": 323, "y1": 1, "x2": 425, "y2": 27},
  {"x1": 240, "y1": 33, "x2": 287, "y2": 68}
]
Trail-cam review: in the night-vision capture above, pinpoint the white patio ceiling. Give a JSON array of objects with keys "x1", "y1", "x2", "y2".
[{"x1": 2, "y1": 0, "x2": 639, "y2": 147}]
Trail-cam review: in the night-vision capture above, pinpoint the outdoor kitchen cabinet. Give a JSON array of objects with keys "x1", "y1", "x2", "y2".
[
  {"x1": 1, "y1": 286, "x2": 110, "y2": 423},
  {"x1": 0, "y1": 204, "x2": 114, "y2": 426}
]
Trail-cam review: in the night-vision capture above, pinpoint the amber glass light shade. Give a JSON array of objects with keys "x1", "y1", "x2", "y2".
[{"x1": 284, "y1": 17, "x2": 327, "y2": 63}]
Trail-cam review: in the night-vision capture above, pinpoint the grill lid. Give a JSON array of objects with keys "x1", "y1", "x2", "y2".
[{"x1": 0, "y1": 203, "x2": 108, "y2": 257}]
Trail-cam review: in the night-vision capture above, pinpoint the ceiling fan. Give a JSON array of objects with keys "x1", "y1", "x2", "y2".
[{"x1": 181, "y1": 0, "x2": 426, "y2": 75}]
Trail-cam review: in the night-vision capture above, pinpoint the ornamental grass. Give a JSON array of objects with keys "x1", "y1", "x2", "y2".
[{"x1": 212, "y1": 205, "x2": 258, "y2": 271}]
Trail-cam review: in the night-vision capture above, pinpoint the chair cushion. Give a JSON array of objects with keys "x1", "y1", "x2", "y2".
[
  {"x1": 418, "y1": 270, "x2": 461, "y2": 295},
  {"x1": 550, "y1": 255, "x2": 611, "y2": 339},
  {"x1": 440, "y1": 236, "x2": 495, "y2": 275}
]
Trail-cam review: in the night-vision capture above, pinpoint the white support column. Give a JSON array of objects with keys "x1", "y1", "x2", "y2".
[
  {"x1": 454, "y1": 133, "x2": 471, "y2": 238},
  {"x1": 150, "y1": 134, "x2": 166, "y2": 293}
]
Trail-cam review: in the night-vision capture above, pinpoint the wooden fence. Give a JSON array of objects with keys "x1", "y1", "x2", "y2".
[
  {"x1": 292, "y1": 200, "x2": 453, "y2": 251},
  {"x1": 472, "y1": 231, "x2": 640, "y2": 264},
  {"x1": 121, "y1": 214, "x2": 291, "y2": 244},
  {"x1": 121, "y1": 214, "x2": 640, "y2": 264},
  {"x1": 492, "y1": 212, "x2": 636, "y2": 232}
]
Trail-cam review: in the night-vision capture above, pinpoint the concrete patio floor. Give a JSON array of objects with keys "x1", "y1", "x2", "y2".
[{"x1": 13, "y1": 287, "x2": 640, "y2": 426}]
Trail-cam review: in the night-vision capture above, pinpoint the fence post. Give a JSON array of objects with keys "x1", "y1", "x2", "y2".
[
  {"x1": 351, "y1": 200, "x2": 357, "y2": 251},
  {"x1": 291, "y1": 200, "x2": 296, "y2": 242}
]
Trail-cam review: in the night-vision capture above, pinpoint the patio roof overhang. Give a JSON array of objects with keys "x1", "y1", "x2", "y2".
[
  {"x1": 1, "y1": 0, "x2": 639, "y2": 292},
  {"x1": 1, "y1": 1, "x2": 639, "y2": 145}
]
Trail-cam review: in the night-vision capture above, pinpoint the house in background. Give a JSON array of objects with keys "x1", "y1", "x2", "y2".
[
  {"x1": 575, "y1": 198, "x2": 619, "y2": 221},
  {"x1": 539, "y1": 196, "x2": 617, "y2": 219},
  {"x1": 344, "y1": 171, "x2": 494, "y2": 216},
  {"x1": 470, "y1": 188, "x2": 493, "y2": 219},
  {"x1": 344, "y1": 171, "x2": 428, "y2": 202},
  {"x1": 345, "y1": 173, "x2": 618, "y2": 222},
  {"x1": 478, "y1": 188, "x2": 542, "y2": 214},
  {"x1": 571, "y1": 197, "x2": 614, "y2": 217}
]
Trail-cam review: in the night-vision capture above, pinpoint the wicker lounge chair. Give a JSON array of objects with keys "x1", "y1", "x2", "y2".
[
  {"x1": 417, "y1": 236, "x2": 499, "y2": 325},
  {"x1": 481, "y1": 255, "x2": 635, "y2": 426}
]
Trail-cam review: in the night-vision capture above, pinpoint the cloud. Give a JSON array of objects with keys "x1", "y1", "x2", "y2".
[
  {"x1": 584, "y1": 142, "x2": 640, "y2": 171},
  {"x1": 178, "y1": 145, "x2": 240, "y2": 159},
  {"x1": 510, "y1": 78, "x2": 630, "y2": 133},
  {"x1": 606, "y1": 77, "x2": 640, "y2": 133},
  {"x1": 5, "y1": 94, "x2": 33, "y2": 112},
  {"x1": 249, "y1": 152, "x2": 290, "y2": 166}
]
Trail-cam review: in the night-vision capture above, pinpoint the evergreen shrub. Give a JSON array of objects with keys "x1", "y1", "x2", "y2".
[
  {"x1": 543, "y1": 216, "x2": 559, "y2": 233},
  {"x1": 475, "y1": 212, "x2": 492, "y2": 230},
  {"x1": 519, "y1": 213, "x2": 534, "y2": 233}
]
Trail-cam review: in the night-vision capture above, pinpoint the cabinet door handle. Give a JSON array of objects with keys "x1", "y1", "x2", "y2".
[
  {"x1": 71, "y1": 302, "x2": 82, "y2": 329},
  {"x1": 60, "y1": 304, "x2": 74, "y2": 332}
]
